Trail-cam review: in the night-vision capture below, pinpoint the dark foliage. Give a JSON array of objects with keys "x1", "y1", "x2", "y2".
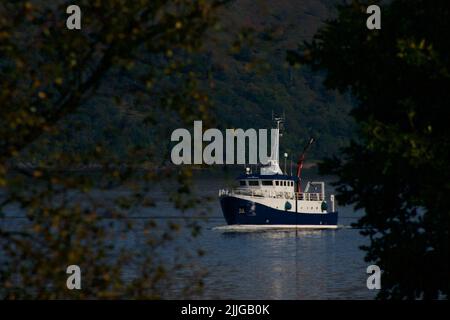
[{"x1": 289, "y1": 0, "x2": 449, "y2": 299}]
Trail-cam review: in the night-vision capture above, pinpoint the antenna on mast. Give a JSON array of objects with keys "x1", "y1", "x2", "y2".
[{"x1": 273, "y1": 112, "x2": 284, "y2": 137}]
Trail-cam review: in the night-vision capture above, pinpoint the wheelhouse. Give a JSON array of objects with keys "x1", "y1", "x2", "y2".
[{"x1": 237, "y1": 174, "x2": 298, "y2": 191}]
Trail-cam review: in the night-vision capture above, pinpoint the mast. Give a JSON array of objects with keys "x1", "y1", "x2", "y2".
[
  {"x1": 260, "y1": 115, "x2": 283, "y2": 175},
  {"x1": 271, "y1": 116, "x2": 282, "y2": 164}
]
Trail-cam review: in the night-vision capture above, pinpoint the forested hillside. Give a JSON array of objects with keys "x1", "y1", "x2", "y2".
[
  {"x1": 23, "y1": 0, "x2": 355, "y2": 165},
  {"x1": 208, "y1": 0, "x2": 355, "y2": 159}
]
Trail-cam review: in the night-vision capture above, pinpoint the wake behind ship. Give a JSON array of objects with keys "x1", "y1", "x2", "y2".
[{"x1": 218, "y1": 117, "x2": 338, "y2": 229}]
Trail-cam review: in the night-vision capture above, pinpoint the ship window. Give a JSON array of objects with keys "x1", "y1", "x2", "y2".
[
  {"x1": 248, "y1": 180, "x2": 259, "y2": 186},
  {"x1": 262, "y1": 180, "x2": 273, "y2": 186},
  {"x1": 239, "y1": 180, "x2": 247, "y2": 186},
  {"x1": 283, "y1": 181, "x2": 286, "y2": 186},
  {"x1": 275, "y1": 181, "x2": 279, "y2": 186}
]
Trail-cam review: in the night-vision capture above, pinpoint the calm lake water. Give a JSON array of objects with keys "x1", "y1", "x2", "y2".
[
  {"x1": 0, "y1": 169, "x2": 377, "y2": 299},
  {"x1": 140, "y1": 169, "x2": 377, "y2": 299}
]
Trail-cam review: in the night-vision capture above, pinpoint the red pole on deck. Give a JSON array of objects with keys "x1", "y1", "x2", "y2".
[{"x1": 296, "y1": 137, "x2": 315, "y2": 193}]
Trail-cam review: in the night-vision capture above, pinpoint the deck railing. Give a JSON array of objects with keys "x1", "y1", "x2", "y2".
[{"x1": 218, "y1": 188, "x2": 324, "y2": 201}]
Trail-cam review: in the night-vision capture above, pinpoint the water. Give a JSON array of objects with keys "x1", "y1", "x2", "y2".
[
  {"x1": 195, "y1": 220, "x2": 371, "y2": 299},
  {"x1": 141, "y1": 169, "x2": 376, "y2": 299},
  {"x1": 0, "y1": 169, "x2": 377, "y2": 299}
]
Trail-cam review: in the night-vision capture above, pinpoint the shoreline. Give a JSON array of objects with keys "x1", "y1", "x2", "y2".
[{"x1": 10, "y1": 160, "x2": 320, "y2": 173}]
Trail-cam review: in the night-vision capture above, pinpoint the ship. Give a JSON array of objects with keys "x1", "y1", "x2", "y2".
[{"x1": 218, "y1": 117, "x2": 338, "y2": 229}]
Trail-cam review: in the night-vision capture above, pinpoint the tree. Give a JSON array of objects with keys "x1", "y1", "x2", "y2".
[
  {"x1": 288, "y1": 0, "x2": 449, "y2": 299},
  {"x1": 0, "y1": 0, "x2": 225, "y2": 299}
]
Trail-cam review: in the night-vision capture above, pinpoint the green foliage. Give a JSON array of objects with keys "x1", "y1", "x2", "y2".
[
  {"x1": 290, "y1": 0, "x2": 449, "y2": 299},
  {"x1": 0, "y1": 0, "x2": 224, "y2": 299}
]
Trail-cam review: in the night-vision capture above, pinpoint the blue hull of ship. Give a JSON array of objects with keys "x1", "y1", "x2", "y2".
[{"x1": 220, "y1": 196, "x2": 338, "y2": 226}]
